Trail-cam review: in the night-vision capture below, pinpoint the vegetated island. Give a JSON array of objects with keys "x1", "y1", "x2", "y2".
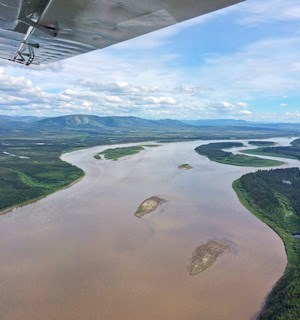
[
  {"x1": 94, "y1": 154, "x2": 101, "y2": 160},
  {"x1": 248, "y1": 141, "x2": 276, "y2": 147},
  {"x1": 187, "y1": 240, "x2": 231, "y2": 275},
  {"x1": 195, "y1": 142, "x2": 284, "y2": 167},
  {"x1": 141, "y1": 144, "x2": 161, "y2": 147},
  {"x1": 95, "y1": 145, "x2": 144, "y2": 161},
  {"x1": 134, "y1": 196, "x2": 166, "y2": 218},
  {"x1": 178, "y1": 163, "x2": 192, "y2": 170},
  {"x1": 242, "y1": 137, "x2": 300, "y2": 160},
  {"x1": 233, "y1": 168, "x2": 300, "y2": 320}
]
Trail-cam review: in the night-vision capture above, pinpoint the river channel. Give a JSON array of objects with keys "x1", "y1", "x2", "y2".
[{"x1": 1, "y1": 138, "x2": 297, "y2": 320}]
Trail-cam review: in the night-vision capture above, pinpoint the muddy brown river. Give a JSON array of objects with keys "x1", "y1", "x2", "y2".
[{"x1": 1, "y1": 138, "x2": 297, "y2": 320}]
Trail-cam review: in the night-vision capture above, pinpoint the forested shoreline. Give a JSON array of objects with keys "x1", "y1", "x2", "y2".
[
  {"x1": 243, "y1": 138, "x2": 300, "y2": 160},
  {"x1": 194, "y1": 142, "x2": 284, "y2": 167},
  {"x1": 233, "y1": 168, "x2": 300, "y2": 320}
]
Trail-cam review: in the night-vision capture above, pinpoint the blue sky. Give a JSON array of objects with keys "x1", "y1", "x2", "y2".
[{"x1": 0, "y1": 0, "x2": 300, "y2": 121}]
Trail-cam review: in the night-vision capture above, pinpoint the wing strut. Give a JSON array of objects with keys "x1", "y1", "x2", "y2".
[
  {"x1": 18, "y1": 17, "x2": 58, "y2": 37},
  {"x1": 9, "y1": 0, "x2": 58, "y2": 66}
]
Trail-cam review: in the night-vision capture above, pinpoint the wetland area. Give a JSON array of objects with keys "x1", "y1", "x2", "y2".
[{"x1": 0, "y1": 138, "x2": 297, "y2": 320}]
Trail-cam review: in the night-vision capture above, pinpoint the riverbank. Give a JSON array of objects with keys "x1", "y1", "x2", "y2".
[
  {"x1": 0, "y1": 174, "x2": 85, "y2": 216},
  {"x1": 242, "y1": 137, "x2": 300, "y2": 161},
  {"x1": 195, "y1": 142, "x2": 285, "y2": 167},
  {"x1": 233, "y1": 174, "x2": 300, "y2": 320}
]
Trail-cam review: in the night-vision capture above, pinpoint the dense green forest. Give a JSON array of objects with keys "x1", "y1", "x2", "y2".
[
  {"x1": 248, "y1": 141, "x2": 275, "y2": 147},
  {"x1": 243, "y1": 138, "x2": 300, "y2": 160},
  {"x1": 233, "y1": 168, "x2": 300, "y2": 320},
  {"x1": 194, "y1": 142, "x2": 284, "y2": 167},
  {"x1": 0, "y1": 137, "x2": 84, "y2": 213}
]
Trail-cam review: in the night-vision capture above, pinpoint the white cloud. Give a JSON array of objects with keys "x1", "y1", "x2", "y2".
[
  {"x1": 238, "y1": 110, "x2": 252, "y2": 115},
  {"x1": 82, "y1": 100, "x2": 92, "y2": 108},
  {"x1": 236, "y1": 0, "x2": 300, "y2": 25},
  {"x1": 145, "y1": 96, "x2": 176, "y2": 105},
  {"x1": 222, "y1": 102, "x2": 234, "y2": 109},
  {"x1": 0, "y1": 67, "x2": 260, "y2": 119},
  {"x1": 285, "y1": 111, "x2": 300, "y2": 118},
  {"x1": 280, "y1": 103, "x2": 288, "y2": 107},
  {"x1": 74, "y1": 80, "x2": 159, "y2": 95},
  {"x1": 172, "y1": 85, "x2": 214, "y2": 95},
  {"x1": 237, "y1": 102, "x2": 248, "y2": 108},
  {"x1": 105, "y1": 96, "x2": 124, "y2": 103},
  {"x1": 197, "y1": 36, "x2": 300, "y2": 100},
  {"x1": 0, "y1": 67, "x2": 51, "y2": 107},
  {"x1": 63, "y1": 89, "x2": 77, "y2": 96}
]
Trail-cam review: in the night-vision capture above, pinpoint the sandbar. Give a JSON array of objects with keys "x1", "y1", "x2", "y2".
[
  {"x1": 188, "y1": 240, "x2": 231, "y2": 275},
  {"x1": 134, "y1": 196, "x2": 166, "y2": 218}
]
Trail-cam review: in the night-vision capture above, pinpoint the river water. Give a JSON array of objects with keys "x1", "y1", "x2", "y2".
[{"x1": 0, "y1": 138, "x2": 297, "y2": 320}]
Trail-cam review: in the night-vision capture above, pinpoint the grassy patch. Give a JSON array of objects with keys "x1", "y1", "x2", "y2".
[
  {"x1": 232, "y1": 168, "x2": 300, "y2": 320},
  {"x1": 178, "y1": 163, "x2": 192, "y2": 169},
  {"x1": 99, "y1": 146, "x2": 144, "y2": 160},
  {"x1": 195, "y1": 142, "x2": 284, "y2": 167}
]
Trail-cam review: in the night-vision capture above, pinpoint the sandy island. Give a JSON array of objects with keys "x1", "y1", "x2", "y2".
[
  {"x1": 188, "y1": 240, "x2": 231, "y2": 275},
  {"x1": 134, "y1": 196, "x2": 166, "y2": 218}
]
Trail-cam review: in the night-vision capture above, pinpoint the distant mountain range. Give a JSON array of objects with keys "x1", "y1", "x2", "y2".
[
  {"x1": 1, "y1": 114, "x2": 300, "y2": 136},
  {"x1": 182, "y1": 119, "x2": 249, "y2": 126},
  {"x1": 34, "y1": 114, "x2": 186, "y2": 130},
  {"x1": 0, "y1": 115, "x2": 46, "y2": 123},
  {"x1": 182, "y1": 118, "x2": 300, "y2": 130}
]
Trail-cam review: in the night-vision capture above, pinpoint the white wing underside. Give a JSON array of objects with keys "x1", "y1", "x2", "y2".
[{"x1": 0, "y1": 0, "x2": 244, "y2": 65}]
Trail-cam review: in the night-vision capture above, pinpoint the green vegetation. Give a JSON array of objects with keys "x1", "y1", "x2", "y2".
[
  {"x1": 243, "y1": 138, "x2": 300, "y2": 160},
  {"x1": 178, "y1": 163, "x2": 192, "y2": 170},
  {"x1": 0, "y1": 139, "x2": 84, "y2": 213},
  {"x1": 248, "y1": 141, "x2": 276, "y2": 147},
  {"x1": 141, "y1": 144, "x2": 161, "y2": 147},
  {"x1": 0, "y1": 114, "x2": 298, "y2": 215},
  {"x1": 195, "y1": 142, "x2": 284, "y2": 167},
  {"x1": 99, "y1": 146, "x2": 144, "y2": 160},
  {"x1": 242, "y1": 148, "x2": 297, "y2": 159},
  {"x1": 94, "y1": 144, "x2": 160, "y2": 160},
  {"x1": 233, "y1": 168, "x2": 300, "y2": 320}
]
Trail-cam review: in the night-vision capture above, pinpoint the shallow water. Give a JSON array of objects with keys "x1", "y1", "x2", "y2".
[{"x1": 1, "y1": 138, "x2": 297, "y2": 320}]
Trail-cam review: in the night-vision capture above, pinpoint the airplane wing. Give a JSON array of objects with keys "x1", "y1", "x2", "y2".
[{"x1": 0, "y1": 0, "x2": 244, "y2": 66}]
